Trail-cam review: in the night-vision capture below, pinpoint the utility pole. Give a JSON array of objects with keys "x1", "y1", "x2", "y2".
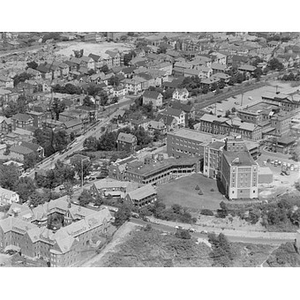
[{"x1": 241, "y1": 92, "x2": 244, "y2": 107}]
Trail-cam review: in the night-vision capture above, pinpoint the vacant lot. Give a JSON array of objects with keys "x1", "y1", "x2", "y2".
[
  {"x1": 157, "y1": 173, "x2": 224, "y2": 211},
  {"x1": 55, "y1": 41, "x2": 133, "y2": 57}
]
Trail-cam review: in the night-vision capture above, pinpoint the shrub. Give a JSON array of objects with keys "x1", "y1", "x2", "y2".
[
  {"x1": 210, "y1": 188, "x2": 215, "y2": 192},
  {"x1": 200, "y1": 209, "x2": 214, "y2": 216},
  {"x1": 195, "y1": 185, "x2": 200, "y2": 190}
]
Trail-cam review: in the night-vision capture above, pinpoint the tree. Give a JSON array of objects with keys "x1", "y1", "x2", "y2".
[
  {"x1": 175, "y1": 228, "x2": 191, "y2": 239},
  {"x1": 200, "y1": 209, "x2": 214, "y2": 216},
  {"x1": 73, "y1": 49, "x2": 84, "y2": 58},
  {"x1": 99, "y1": 90, "x2": 108, "y2": 106},
  {"x1": 78, "y1": 190, "x2": 93, "y2": 207},
  {"x1": 83, "y1": 136, "x2": 98, "y2": 151},
  {"x1": 100, "y1": 65, "x2": 109, "y2": 74},
  {"x1": 51, "y1": 98, "x2": 66, "y2": 121},
  {"x1": 14, "y1": 177, "x2": 36, "y2": 203},
  {"x1": 23, "y1": 152, "x2": 38, "y2": 170},
  {"x1": 108, "y1": 76, "x2": 120, "y2": 87},
  {"x1": 71, "y1": 158, "x2": 92, "y2": 182},
  {"x1": 29, "y1": 191, "x2": 46, "y2": 208},
  {"x1": 0, "y1": 164, "x2": 19, "y2": 190},
  {"x1": 236, "y1": 72, "x2": 245, "y2": 83},
  {"x1": 26, "y1": 61, "x2": 38, "y2": 69},
  {"x1": 225, "y1": 110, "x2": 231, "y2": 117},
  {"x1": 172, "y1": 204, "x2": 182, "y2": 215},
  {"x1": 114, "y1": 204, "x2": 132, "y2": 227},
  {"x1": 82, "y1": 96, "x2": 94, "y2": 107},
  {"x1": 53, "y1": 130, "x2": 70, "y2": 153},
  {"x1": 13, "y1": 72, "x2": 33, "y2": 87},
  {"x1": 268, "y1": 58, "x2": 284, "y2": 71},
  {"x1": 3, "y1": 95, "x2": 30, "y2": 117},
  {"x1": 253, "y1": 67, "x2": 262, "y2": 80}
]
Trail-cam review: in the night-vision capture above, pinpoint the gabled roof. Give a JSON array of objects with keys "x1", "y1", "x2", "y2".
[
  {"x1": 88, "y1": 53, "x2": 101, "y2": 62},
  {"x1": 10, "y1": 145, "x2": 34, "y2": 155},
  {"x1": 143, "y1": 90, "x2": 162, "y2": 99},
  {"x1": 161, "y1": 107, "x2": 184, "y2": 117},
  {"x1": 63, "y1": 119, "x2": 82, "y2": 129},
  {"x1": 171, "y1": 100, "x2": 194, "y2": 113},
  {"x1": 117, "y1": 132, "x2": 137, "y2": 143},
  {"x1": 11, "y1": 113, "x2": 32, "y2": 122},
  {"x1": 20, "y1": 141, "x2": 42, "y2": 152},
  {"x1": 127, "y1": 184, "x2": 157, "y2": 201},
  {"x1": 80, "y1": 56, "x2": 93, "y2": 63}
]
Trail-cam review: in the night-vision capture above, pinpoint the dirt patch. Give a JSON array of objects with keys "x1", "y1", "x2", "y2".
[
  {"x1": 55, "y1": 42, "x2": 133, "y2": 57},
  {"x1": 82, "y1": 222, "x2": 139, "y2": 267}
]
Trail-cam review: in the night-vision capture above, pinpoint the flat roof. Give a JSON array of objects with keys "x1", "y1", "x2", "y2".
[
  {"x1": 223, "y1": 150, "x2": 257, "y2": 167},
  {"x1": 168, "y1": 128, "x2": 212, "y2": 144},
  {"x1": 127, "y1": 157, "x2": 199, "y2": 177},
  {"x1": 238, "y1": 101, "x2": 279, "y2": 115}
]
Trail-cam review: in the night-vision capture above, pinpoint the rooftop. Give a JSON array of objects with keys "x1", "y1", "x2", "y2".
[
  {"x1": 127, "y1": 184, "x2": 157, "y2": 201},
  {"x1": 223, "y1": 150, "x2": 257, "y2": 167},
  {"x1": 168, "y1": 128, "x2": 212, "y2": 144}
]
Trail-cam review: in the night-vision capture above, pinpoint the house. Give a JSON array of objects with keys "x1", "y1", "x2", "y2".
[
  {"x1": 147, "y1": 120, "x2": 167, "y2": 135},
  {"x1": 112, "y1": 86, "x2": 128, "y2": 98},
  {"x1": 194, "y1": 65, "x2": 213, "y2": 78},
  {"x1": 62, "y1": 119, "x2": 83, "y2": 136},
  {"x1": 142, "y1": 90, "x2": 163, "y2": 108},
  {"x1": 88, "y1": 53, "x2": 103, "y2": 69},
  {"x1": 125, "y1": 184, "x2": 157, "y2": 208},
  {"x1": 117, "y1": 132, "x2": 137, "y2": 153},
  {"x1": 105, "y1": 50, "x2": 121, "y2": 67},
  {"x1": 20, "y1": 141, "x2": 44, "y2": 158},
  {"x1": 171, "y1": 101, "x2": 196, "y2": 121},
  {"x1": 0, "y1": 187, "x2": 19, "y2": 206},
  {"x1": 0, "y1": 116, "x2": 13, "y2": 133},
  {"x1": 80, "y1": 56, "x2": 95, "y2": 70},
  {"x1": 58, "y1": 62, "x2": 70, "y2": 78},
  {"x1": 11, "y1": 113, "x2": 33, "y2": 130},
  {"x1": 160, "y1": 107, "x2": 186, "y2": 127},
  {"x1": 26, "y1": 68, "x2": 42, "y2": 80},
  {"x1": 36, "y1": 64, "x2": 52, "y2": 80},
  {"x1": 9, "y1": 144, "x2": 34, "y2": 162},
  {"x1": 156, "y1": 114, "x2": 178, "y2": 132},
  {"x1": 172, "y1": 88, "x2": 189, "y2": 103},
  {"x1": 90, "y1": 178, "x2": 139, "y2": 199},
  {"x1": 0, "y1": 75, "x2": 14, "y2": 89},
  {"x1": 123, "y1": 78, "x2": 143, "y2": 95},
  {"x1": 211, "y1": 63, "x2": 228, "y2": 74}
]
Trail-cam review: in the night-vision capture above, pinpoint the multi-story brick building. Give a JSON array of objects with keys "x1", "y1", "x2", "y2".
[
  {"x1": 203, "y1": 141, "x2": 224, "y2": 178},
  {"x1": 199, "y1": 114, "x2": 263, "y2": 141},
  {"x1": 167, "y1": 128, "x2": 213, "y2": 160},
  {"x1": 220, "y1": 148, "x2": 259, "y2": 200},
  {"x1": 125, "y1": 156, "x2": 200, "y2": 186},
  {"x1": 0, "y1": 197, "x2": 113, "y2": 267}
]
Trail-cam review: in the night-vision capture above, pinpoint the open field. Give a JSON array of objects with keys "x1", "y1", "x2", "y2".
[
  {"x1": 157, "y1": 173, "x2": 224, "y2": 211},
  {"x1": 55, "y1": 41, "x2": 134, "y2": 57}
]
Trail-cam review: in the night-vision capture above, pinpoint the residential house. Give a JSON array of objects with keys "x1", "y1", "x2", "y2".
[
  {"x1": 112, "y1": 86, "x2": 128, "y2": 98},
  {"x1": 11, "y1": 113, "x2": 33, "y2": 130},
  {"x1": 172, "y1": 88, "x2": 189, "y2": 103},
  {"x1": 0, "y1": 187, "x2": 19, "y2": 206},
  {"x1": 156, "y1": 114, "x2": 178, "y2": 131},
  {"x1": 88, "y1": 53, "x2": 103, "y2": 69},
  {"x1": 62, "y1": 119, "x2": 83, "y2": 136},
  {"x1": 9, "y1": 144, "x2": 34, "y2": 162},
  {"x1": 116, "y1": 132, "x2": 137, "y2": 153},
  {"x1": 36, "y1": 64, "x2": 52, "y2": 80},
  {"x1": 171, "y1": 101, "x2": 196, "y2": 121},
  {"x1": 0, "y1": 116, "x2": 13, "y2": 133},
  {"x1": 80, "y1": 56, "x2": 95, "y2": 70},
  {"x1": 58, "y1": 62, "x2": 70, "y2": 78},
  {"x1": 26, "y1": 68, "x2": 42, "y2": 80},
  {"x1": 159, "y1": 107, "x2": 186, "y2": 127},
  {"x1": 0, "y1": 75, "x2": 14, "y2": 89},
  {"x1": 20, "y1": 141, "x2": 44, "y2": 158},
  {"x1": 211, "y1": 63, "x2": 228, "y2": 74},
  {"x1": 142, "y1": 90, "x2": 163, "y2": 109},
  {"x1": 123, "y1": 78, "x2": 143, "y2": 95},
  {"x1": 147, "y1": 120, "x2": 167, "y2": 135},
  {"x1": 26, "y1": 111, "x2": 46, "y2": 128},
  {"x1": 194, "y1": 65, "x2": 213, "y2": 78},
  {"x1": 105, "y1": 50, "x2": 121, "y2": 67}
]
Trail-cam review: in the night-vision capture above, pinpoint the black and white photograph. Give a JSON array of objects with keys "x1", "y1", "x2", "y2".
[{"x1": 0, "y1": 2, "x2": 300, "y2": 299}]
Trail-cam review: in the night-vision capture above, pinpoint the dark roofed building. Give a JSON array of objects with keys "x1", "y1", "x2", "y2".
[{"x1": 117, "y1": 132, "x2": 137, "y2": 153}]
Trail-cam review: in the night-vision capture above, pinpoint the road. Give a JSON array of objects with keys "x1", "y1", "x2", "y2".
[
  {"x1": 27, "y1": 96, "x2": 137, "y2": 178},
  {"x1": 131, "y1": 218, "x2": 296, "y2": 245}
]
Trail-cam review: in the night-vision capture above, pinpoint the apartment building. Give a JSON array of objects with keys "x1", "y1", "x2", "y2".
[{"x1": 125, "y1": 184, "x2": 157, "y2": 208}]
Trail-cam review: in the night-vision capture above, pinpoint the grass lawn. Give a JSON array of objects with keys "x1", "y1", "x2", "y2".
[{"x1": 157, "y1": 173, "x2": 225, "y2": 211}]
